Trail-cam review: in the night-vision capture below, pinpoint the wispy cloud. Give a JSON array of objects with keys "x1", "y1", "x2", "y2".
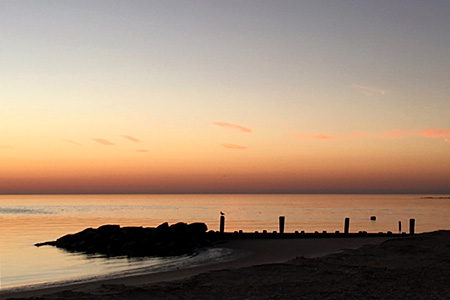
[
  {"x1": 136, "y1": 149, "x2": 148, "y2": 152},
  {"x1": 444, "y1": 138, "x2": 450, "y2": 142},
  {"x1": 379, "y1": 128, "x2": 450, "y2": 139},
  {"x1": 213, "y1": 122, "x2": 252, "y2": 133},
  {"x1": 351, "y1": 84, "x2": 387, "y2": 96},
  {"x1": 122, "y1": 135, "x2": 141, "y2": 143},
  {"x1": 422, "y1": 128, "x2": 450, "y2": 138},
  {"x1": 65, "y1": 140, "x2": 83, "y2": 146},
  {"x1": 92, "y1": 138, "x2": 115, "y2": 145},
  {"x1": 221, "y1": 143, "x2": 249, "y2": 150},
  {"x1": 295, "y1": 128, "x2": 450, "y2": 142},
  {"x1": 0, "y1": 144, "x2": 15, "y2": 149}
]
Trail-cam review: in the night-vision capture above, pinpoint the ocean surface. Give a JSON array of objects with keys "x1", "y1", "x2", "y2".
[{"x1": 1, "y1": 194, "x2": 449, "y2": 291}]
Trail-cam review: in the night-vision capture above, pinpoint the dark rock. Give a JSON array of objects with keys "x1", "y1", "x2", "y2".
[
  {"x1": 156, "y1": 222, "x2": 169, "y2": 231},
  {"x1": 35, "y1": 222, "x2": 210, "y2": 258},
  {"x1": 98, "y1": 224, "x2": 120, "y2": 232},
  {"x1": 35, "y1": 241, "x2": 56, "y2": 247},
  {"x1": 188, "y1": 222, "x2": 208, "y2": 234},
  {"x1": 169, "y1": 222, "x2": 188, "y2": 235}
]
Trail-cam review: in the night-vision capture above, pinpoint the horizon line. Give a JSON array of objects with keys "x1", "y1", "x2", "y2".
[{"x1": 1, "y1": 192, "x2": 448, "y2": 196}]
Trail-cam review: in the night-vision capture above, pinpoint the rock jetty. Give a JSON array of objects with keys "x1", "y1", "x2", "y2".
[{"x1": 35, "y1": 222, "x2": 210, "y2": 257}]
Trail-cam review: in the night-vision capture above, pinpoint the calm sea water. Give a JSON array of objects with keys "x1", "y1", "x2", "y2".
[{"x1": 1, "y1": 194, "x2": 449, "y2": 291}]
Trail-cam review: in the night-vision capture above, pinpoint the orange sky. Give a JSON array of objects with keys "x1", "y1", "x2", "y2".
[
  {"x1": 1, "y1": 127, "x2": 449, "y2": 193},
  {"x1": 1, "y1": 1, "x2": 450, "y2": 194}
]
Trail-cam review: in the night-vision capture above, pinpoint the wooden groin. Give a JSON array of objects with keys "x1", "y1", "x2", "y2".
[
  {"x1": 207, "y1": 231, "x2": 404, "y2": 239},
  {"x1": 208, "y1": 216, "x2": 416, "y2": 240}
]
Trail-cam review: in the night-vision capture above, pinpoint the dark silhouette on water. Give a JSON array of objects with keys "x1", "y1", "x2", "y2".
[
  {"x1": 35, "y1": 222, "x2": 209, "y2": 257},
  {"x1": 35, "y1": 217, "x2": 414, "y2": 258}
]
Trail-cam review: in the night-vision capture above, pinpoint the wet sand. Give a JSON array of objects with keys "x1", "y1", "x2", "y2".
[{"x1": 2, "y1": 231, "x2": 449, "y2": 300}]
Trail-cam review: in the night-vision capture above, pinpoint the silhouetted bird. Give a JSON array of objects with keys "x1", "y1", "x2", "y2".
[{"x1": 220, "y1": 211, "x2": 225, "y2": 216}]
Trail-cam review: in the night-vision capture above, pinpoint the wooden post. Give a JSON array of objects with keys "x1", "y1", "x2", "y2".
[
  {"x1": 398, "y1": 221, "x2": 402, "y2": 232},
  {"x1": 344, "y1": 217, "x2": 350, "y2": 234},
  {"x1": 279, "y1": 216, "x2": 285, "y2": 234},
  {"x1": 220, "y1": 215, "x2": 225, "y2": 234},
  {"x1": 409, "y1": 218, "x2": 415, "y2": 235}
]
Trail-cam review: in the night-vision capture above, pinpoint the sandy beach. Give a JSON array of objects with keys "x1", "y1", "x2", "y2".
[{"x1": 2, "y1": 231, "x2": 449, "y2": 300}]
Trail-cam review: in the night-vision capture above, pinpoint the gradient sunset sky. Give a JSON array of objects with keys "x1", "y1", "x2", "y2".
[{"x1": 1, "y1": 1, "x2": 449, "y2": 194}]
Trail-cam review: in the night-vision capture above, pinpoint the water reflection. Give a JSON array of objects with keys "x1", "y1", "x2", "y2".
[{"x1": 1, "y1": 194, "x2": 449, "y2": 289}]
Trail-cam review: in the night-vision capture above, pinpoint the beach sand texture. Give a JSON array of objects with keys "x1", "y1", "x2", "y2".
[{"x1": 2, "y1": 231, "x2": 449, "y2": 300}]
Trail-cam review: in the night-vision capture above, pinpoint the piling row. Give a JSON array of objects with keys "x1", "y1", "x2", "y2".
[{"x1": 215, "y1": 216, "x2": 416, "y2": 237}]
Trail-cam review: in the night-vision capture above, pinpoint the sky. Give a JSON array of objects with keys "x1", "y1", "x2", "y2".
[{"x1": 1, "y1": 0, "x2": 449, "y2": 194}]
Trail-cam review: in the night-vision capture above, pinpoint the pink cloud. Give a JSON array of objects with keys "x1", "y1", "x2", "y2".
[
  {"x1": 445, "y1": 138, "x2": 450, "y2": 142},
  {"x1": 422, "y1": 128, "x2": 450, "y2": 138},
  {"x1": 122, "y1": 135, "x2": 140, "y2": 142},
  {"x1": 213, "y1": 122, "x2": 252, "y2": 133},
  {"x1": 380, "y1": 128, "x2": 450, "y2": 139},
  {"x1": 295, "y1": 128, "x2": 450, "y2": 141},
  {"x1": 136, "y1": 149, "x2": 148, "y2": 152},
  {"x1": 92, "y1": 138, "x2": 115, "y2": 145},
  {"x1": 221, "y1": 143, "x2": 249, "y2": 150}
]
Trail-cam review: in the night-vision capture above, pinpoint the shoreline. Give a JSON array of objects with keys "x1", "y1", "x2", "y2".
[{"x1": 1, "y1": 236, "x2": 391, "y2": 299}]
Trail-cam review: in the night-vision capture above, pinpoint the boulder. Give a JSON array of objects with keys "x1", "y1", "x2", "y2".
[
  {"x1": 35, "y1": 222, "x2": 209, "y2": 258},
  {"x1": 188, "y1": 222, "x2": 208, "y2": 236}
]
